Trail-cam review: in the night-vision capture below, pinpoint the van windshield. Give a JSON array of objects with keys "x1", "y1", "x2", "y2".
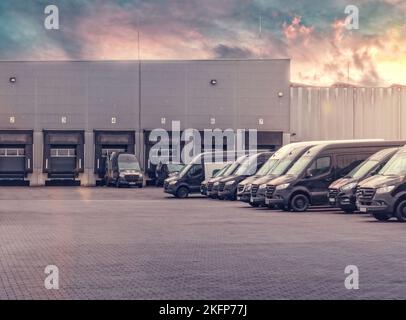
[
  {"x1": 286, "y1": 156, "x2": 313, "y2": 176},
  {"x1": 118, "y1": 154, "x2": 140, "y2": 171},
  {"x1": 256, "y1": 158, "x2": 279, "y2": 175},
  {"x1": 179, "y1": 163, "x2": 192, "y2": 178},
  {"x1": 347, "y1": 160, "x2": 379, "y2": 179},
  {"x1": 214, "y1": 164, "x2": 231, "y2": 177},
  {"x1": 379, "y1": 155, "x2": 406, "y2": 176},
  {"x1": 235, "y1": 155, "x2": 259, "y2": 175},
  {"x1": 167, "y1": 163, "x2": 184, "y2": 173},
  {"x1": 269, "y1": 158, "x2": 294, "y2": 176}
]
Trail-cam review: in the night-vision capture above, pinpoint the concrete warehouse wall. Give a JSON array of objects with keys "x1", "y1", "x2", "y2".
[
  {"x1": 0, "y1": 60, "x2": 291, "y2": 186},
  {"x1": 290, "y1": 86, "x2": 406, "y2": 142}
]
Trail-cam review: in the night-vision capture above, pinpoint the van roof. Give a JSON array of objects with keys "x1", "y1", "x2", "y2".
[
  {"x1": 271, "y1": 139, "x2": 384, "y2": 159},
  {"x1": 302, "y1": 141, "x2": 406, "y2": 157},
  {"x1": 368, "y1": 147, "x2": 399, "y2": 161}
]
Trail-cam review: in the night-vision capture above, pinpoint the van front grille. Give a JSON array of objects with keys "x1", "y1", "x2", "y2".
[
  {"x1": 328, "y1": 188, "x2": 339, "y2": 198},
  {"x1": 125, "y1": 175, "x2": 139, "y2": 182},
  {"x1": 251, "y1": 184, "x2": 259, "y2": 197},
  {"x1": 356, "y1": 188, "x2": 376, "y2": 201},
  {"x1": 219, "y1": 182, "x2": 226, "y2": 192},
  {"x1": 265, "y1": 185, "x2": 276, "y2": 198}
]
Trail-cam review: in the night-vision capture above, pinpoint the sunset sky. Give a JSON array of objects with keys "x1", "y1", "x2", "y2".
[{"x1": 1, "y1": 0, "x2": 405, "y2": 86}]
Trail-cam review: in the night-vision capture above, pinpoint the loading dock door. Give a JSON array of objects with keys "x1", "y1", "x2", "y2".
[
  {"x1": 0, "y1": 131, "x2": 33, "y2": 184},
  {"x1": 43, "y1": 131, "x2": 84, "y2": 182},
  {"x1": 0, "y1": 148, "x2": 26, "y2": 179},
  {"x1": 94, "y1": 131, "x2": 135, "y2": 179},
  {"x1": 48, "y1": 147, "x2": 77, "y2": 179},
  {"x1": 98, "y1": 147, "x2": 127, "y2": 177}
]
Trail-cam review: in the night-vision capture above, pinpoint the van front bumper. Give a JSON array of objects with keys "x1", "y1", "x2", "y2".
[
  {"x1": 265, "y1": 189, "x2": 289, "y2": 207},
  {"x1": 356, "y1": 193, "x2": 394, "y2": 214},
  {"x1": 164, "y1": 183, "x2": 177, "y2": 195},
  {"x1": 335, "y1": 191, "x2": 357, "y2": 211},
  {"x1": 218, "y1": 186, "x2": 237, "y2": 199},
  {"x1": 250, "y1": 188, "x2": 267, "y2": 206},
  {"x1": 118, "y1": 176, "x2": 143, "y2": 186},
  {"x1": 237, "y1": 190, "x2": 251, "y2": 202}
]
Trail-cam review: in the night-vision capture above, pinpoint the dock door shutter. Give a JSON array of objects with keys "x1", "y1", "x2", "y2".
[
  {"x1": 0, "y1": 131, "x2": 33, "y2": 179},
  {"x1": 94, "y1": 131, "x2": 135, "y2": 177}
]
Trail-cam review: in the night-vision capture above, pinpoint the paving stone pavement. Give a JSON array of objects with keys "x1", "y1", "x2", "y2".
[{"x1": 0, "y1": 187, "x2": 405, "y2": 300}]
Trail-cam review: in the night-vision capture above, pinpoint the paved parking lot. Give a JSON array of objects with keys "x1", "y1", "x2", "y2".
[{"x1": 0, "y1": 186, "x2": 405, "y2": 300}]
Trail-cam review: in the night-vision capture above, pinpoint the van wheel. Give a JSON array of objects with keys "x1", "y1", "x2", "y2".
[
  {"x1": 372, "y1": 212, "x2": 391, "y2": 221},
  {"x1": 395, "y1": 200, "x2": 406, "y2": 222},
  {"x1": 249, "y1": 202, "x2": 259, "y2": 208},
  {"x1": 176, "y1": 187, "x2": 189, "y2": 199},
  {"x1": 290, "y1": 194, "x2": 309, "y2": 212}
]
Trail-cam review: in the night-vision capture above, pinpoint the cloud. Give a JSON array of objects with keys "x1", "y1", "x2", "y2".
[
  {"x1": 213, "y1": 44, "x2": 254, "y2": 59},
  {"x1": 0, "y1": 0, "x2": 405, "y2": 86}
]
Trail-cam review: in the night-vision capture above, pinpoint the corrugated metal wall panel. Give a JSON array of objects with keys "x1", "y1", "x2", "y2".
[{"x1": 290, "y1": 86, "x2": 406, "y2": 141}]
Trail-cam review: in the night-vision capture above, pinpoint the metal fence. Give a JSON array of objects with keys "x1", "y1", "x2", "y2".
[{"x1": 290, "y1": 86, "x2": 406, "y2": 141}]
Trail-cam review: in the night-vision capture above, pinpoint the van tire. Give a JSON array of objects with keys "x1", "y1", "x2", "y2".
[
  {"x1": 395, "y1": 200, "x2": 406, "y2": 222},
  {"x1": 372, "y1": 212, "x2": 391, "y2": 221},
  {"x1": 249, "y1": 202, "x2": 259, "y2": 208},
  {"x1": 290, "y1": 194, "x2": 310, "y2": 212},
  {"x1": 176, "y1": 187, "x2": 189, "y2": 199}
]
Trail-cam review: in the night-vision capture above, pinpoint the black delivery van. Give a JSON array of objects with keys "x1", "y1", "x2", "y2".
[
  {"x1": 217, "y1": 152, "x2": 273, "y2": 200},
  {"x1": 244, "y1": 142, "x2": 322, "y2": 207},
  {"x1": 328, "y1": 147, "x2": 400, "y2": 213},
  {"x1": 200, "y1": 163, "x2": 231, "y2": 196},
  {"x1": 356, "y1": 146, "x2": 406, "y2": 222},
  {"x1": 205, "y1": 155, "x2": 250, "y2": 199},
  {"x1": 164, "y1": 151, "x2": 248, "y2": 198},
  {"x1": 105, "y1": 152, "x2": 143, "y2": 188},
  {"x1": 265, "y1": 141, "x2": 405, "y2": 212}
]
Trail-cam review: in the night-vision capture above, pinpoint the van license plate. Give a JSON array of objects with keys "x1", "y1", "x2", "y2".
[
  {"x1": 360, "y1": 207, "x2": 367, "y2": 212},
  {"x1": 329, "y1": 198, "x2": 335, "y2": 203}
]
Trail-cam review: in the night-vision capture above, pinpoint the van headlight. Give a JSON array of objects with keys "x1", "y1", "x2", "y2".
[
  {"x1": 226, "y1": 180, "x2": 235, "y2": 186},
  {"x1": 376, "y1": 185, "x2": 395, "y2": 194},
  {"x1": 119, "y1": 173, "x2": 126, "y2": 178},
  {"x1": 214, "y1": 181, "x2": 219, "y2": 186},
  {"x1": 276, "y1": 183, "x2": 290, "y2": 190},
  {"x1": 340, "y1": 182, "x2": 357, "y2": 191},
  {"x1": 169, "y1": 180, "x2": 177, "y2": 185},
  {"x1": 246, "y1": 184, "x2": 252, "y2": 191},
  {"x1": 259, "y1": 184, "x2": 267, "y2": 189}
]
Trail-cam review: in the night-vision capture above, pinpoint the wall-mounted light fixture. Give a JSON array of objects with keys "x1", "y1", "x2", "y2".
[
  {"x1": 9, "y1": 77, "x2": 16, "y2": 84},
  {"x1": 210, "y1": 118, "x2": 216, "y2": 125},
  {"x1": 9, "y1": 116, "x2": 15, "y2": 124},
  {"x1": 61, "y1": 116, "x2": 67, "y2": 124},
  {"x1": 161, "y1": 117, "x2": 166, "y2": 125},
  {"x1": 210, "y1": 79, "x2": 218, "y2": 86},
  {"x1": 111, "y1": 117, "x2": 117, "y2": 124},
  {"x1": 278, "y1": 91, "x2": 284, "y2": 98},
  {"x1": 258, "y1": 118, "x2": 264, "y2": 125}
]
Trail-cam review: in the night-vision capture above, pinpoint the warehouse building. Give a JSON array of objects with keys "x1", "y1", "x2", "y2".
[{"x1": 0, "y1": 60, "x2": 291, "y2": 186}]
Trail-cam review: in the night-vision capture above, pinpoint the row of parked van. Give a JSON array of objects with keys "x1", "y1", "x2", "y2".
[{"x1": 163, "y1": 140, "x2": 406, "y2": 222}]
